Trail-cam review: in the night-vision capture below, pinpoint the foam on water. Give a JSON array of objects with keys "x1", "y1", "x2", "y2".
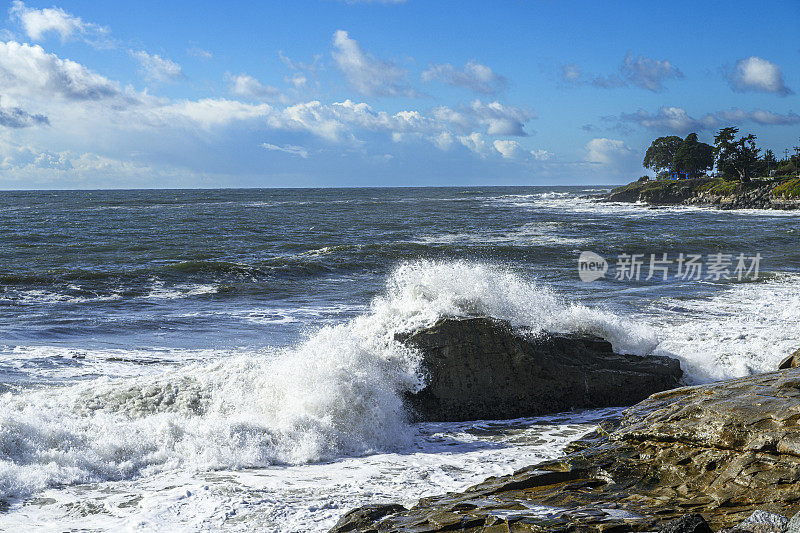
[
  {"x1": 0, "y1": 260, "x2": 656, "y2": 502},
  {"x1": 649, "y1": 274, "x2": 800, "y2": 382}
]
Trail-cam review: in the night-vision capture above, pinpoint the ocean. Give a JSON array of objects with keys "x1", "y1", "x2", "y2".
[{"x1": 0, "y1": 186, "x2": 798, "y2": 531}]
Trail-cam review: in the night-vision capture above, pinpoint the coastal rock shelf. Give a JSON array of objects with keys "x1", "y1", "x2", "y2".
[
  {"x1": 401, "y1": 316, "x2": 683, "y2": 421},
  {"x1": 333, "y1": 368, "x2": 800, "y2": 533},
  {"x1": 602, "y1": 178, "x2": 800, "y2": 210}
]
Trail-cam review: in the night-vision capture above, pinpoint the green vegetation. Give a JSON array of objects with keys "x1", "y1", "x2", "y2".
[
  {"x1": 700, "y1": 180, "x2": 739, "y2": 196},
  {"x1": 773, "y1": 178, "x2": 800, "y2": 199},
  {"x1": 643, "y1": 134, "x2": 713, "y2": 178},
  {"x1": 713, "y1": 127, "x2": 761, "y2": 183},
  {"x1": 641, "y1": 128, "x2": 799, "y2": 184}
]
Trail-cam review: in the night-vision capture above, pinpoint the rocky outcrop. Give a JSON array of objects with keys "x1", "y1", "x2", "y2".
[
  {"x1": 334, "y1": 368, "x2": 800, "y2": 532},
  {"x1": 401, "y1": 317, "x2": 683, "y2": 421},
  {"x1": 779, "y1": 348, "x2": 800, "y2": 370},
  {"x1": 603, "y1": 178, "x2": 800, "y2": 210}
]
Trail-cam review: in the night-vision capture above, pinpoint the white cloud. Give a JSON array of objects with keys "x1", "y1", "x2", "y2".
[
  {"x1": 585, "y1": 138, "x2": 633, "y2": 165},
  {"x1": 9, "y1": 1, "x2": 110, "y2": 44},
  {"x1": 131, "y1": 50, "x2": 184, "y2": 83},
  {"x1": 433, "y1": 131, "x2": 455, "y2": 151},
  {"x1": 530, "y1": 149, "x2": 552, "y2": 161},
  {"x1": 0, "y1": 40, "x2": 549, "y2": 187},
  {"x1": 227, "y1": 73, "x2": 281, "y2": 100},
  {"x1": 567, "y1": 53, "x2": 682, "y2": 92},
  {"x1": 619, "y1": 107, "x2": 715, "y2": 134},
  {"x1": 619, "y1": 106, "x2": 800, "y2": 133},
  {"x1": 727, "y1": 56, "x2": 792, "y2": 96},
  {"x1": 331, "y1": 30, "x2": 414, "y2": 97},
  {"x1": 422, "y1": 61, "x2": 506, "y2": 94},
  {"x1": 262, "y1": 143, "x2": 309, "y2": 158},
  {"x1": 152, "y1": 99, "x2": 273, "y2": 129},
  {"x1": 458, "y1": 132, "x2": 491, "y2": 157},
  {"x1": 0, "y1": 102, "x2": 49, "y2": 128},
  {"x1": 188, "y1": 47, "x2": 213, "y2": 60},
  {"x1": 434, "y1": 101, "x2": 534, "y2": 136},
  {"x1": 0, "y1": 41, "x2": 122, "y2": 101},
  {"x1": 493, "y1": 139, "x2": 522, "y2": 159},
  {"x1": 620, "y1": 52, "x2": 682, "y2": 91},
  {"x1": 468, "y1": 100, "x2": 535, "y2": 136},
  {"x1": 561, "y1": 63, "x2": 582, "y2": 83}
]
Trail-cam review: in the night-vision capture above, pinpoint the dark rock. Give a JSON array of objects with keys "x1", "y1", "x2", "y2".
[
  {"x1": 659, "y1": 514, "x2": 713, "y2": 533},
  {"x1": 329, "y1": 504, "x2": 406, "y2": 533},
  {"x1": 336, "y1": 368, "x2": 800, "y2": 532},
  {"x1": 779, "y1": 349, "x2": 800, "y2": 370},
  {"x1": 603, "y1": 178, "x2": 800, "y2": 211},
  {"x1": 401, "y1": 316, "x2": 682, "y2": 421}
]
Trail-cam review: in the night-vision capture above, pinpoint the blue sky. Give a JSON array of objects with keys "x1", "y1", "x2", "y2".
[{"x1": 0, "y1": 0, "x2": 797, "y2": 189}]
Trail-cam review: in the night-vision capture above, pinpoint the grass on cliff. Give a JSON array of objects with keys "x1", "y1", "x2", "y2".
[
  {"x1": 773, "y1": 178, "x2": 800, "y2": 199},
  {"x1": 613, "y1": 177, "x2": 800, "y2": 198},
  {"x1": 609, "y1": 177, "x2": 714, "y2": 196}
]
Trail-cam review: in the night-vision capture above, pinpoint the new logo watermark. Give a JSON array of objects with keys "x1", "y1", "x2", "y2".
[
  {"x1": 578, "y1": 251, "x2": 609, "y2": 282},
  {"x1": 577, "y1": 252, "x2": 762, "y2": 282}
]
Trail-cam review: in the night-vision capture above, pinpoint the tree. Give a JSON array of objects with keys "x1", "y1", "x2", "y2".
[
  {"x1": 673, "y1": 133, "x2": 714, "y2": 178},
  {"x1": 713, "y1": 127, "x2": 761, "y2": 183},
  {"x1": 643, "y1": 136, "x2": 683, "y2": 176},
  {"x1": 762, "y1": 149, "x2": 777, "y2": 176}
]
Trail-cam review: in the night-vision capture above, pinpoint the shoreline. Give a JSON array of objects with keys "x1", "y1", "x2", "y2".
[
  {"x1": 332, "y1": 356, "x2": 800, "y2": 533},
  {"x1": 600, "y1": 177, "x2": 800, "y2": 210}
]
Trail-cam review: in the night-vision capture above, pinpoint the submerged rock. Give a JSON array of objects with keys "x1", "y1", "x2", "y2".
[
  {"x1": 335, "y1": 368, "x2": 800, "y2": 532},
  {"x1": 401, "y1": 316, "x2": 682, "y2": 421}
]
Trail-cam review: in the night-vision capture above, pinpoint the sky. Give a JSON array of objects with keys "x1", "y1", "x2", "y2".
[{"x1": 0, "y1": 0, "x2": 797, "y2": 189}]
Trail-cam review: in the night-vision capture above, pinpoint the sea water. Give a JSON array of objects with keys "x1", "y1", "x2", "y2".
[{"x1": 0, "y1": 187, "x2": 798, "y2": 531}]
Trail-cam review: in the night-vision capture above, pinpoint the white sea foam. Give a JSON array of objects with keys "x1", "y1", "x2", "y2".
[
  {"x1": 648, "y1": 274, "x2": 800, "y2": 382},
  {"x1": 0, "y1": 260, "x2": 657, "y2": 502}
]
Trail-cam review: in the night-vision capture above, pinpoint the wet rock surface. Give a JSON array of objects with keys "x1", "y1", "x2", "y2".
[
  {"x1": 401, "y1": 317, "x2": 683, "y2": 421},
  {"x1": 333, "y1": 369, "x2": 800, "y2": 532}
]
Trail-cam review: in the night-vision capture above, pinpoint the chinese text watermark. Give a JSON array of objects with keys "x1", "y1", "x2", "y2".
[{"x1": 578, "y1": 251, "x2": 761, "y2": 282}]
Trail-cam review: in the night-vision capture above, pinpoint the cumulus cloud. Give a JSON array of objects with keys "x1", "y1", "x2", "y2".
[
  {"x1": 619, "y1": 107, "x2": 716, "y2": 134},
  {"x1": 565, "y1": 52, "x2": 682, "y2": 92},
  {"x1": 9, "y1": 1, "x2": 110, "y2": 44},
  {"x1": 0, "y1": 41, "x2": 121, "y2": 100},
  {"x1": 331, "y1": 30, "x2": 414, "y2": 97},
  {"x1": 131, "y1": 50, "x2": 184, "y2": 82},
  {"x1": 618, "y1": 106, "x2": 800, "y2": 133},
  {"x1": 467, "y1": 100, "x2": 535, "y2": 136},
  {"x1": 620, "y1": 52, "x2": 683, "y2": 91},
  {"x1": 422, "y1": 61, "x2": 506, "y2": 94},
  {"x1": 726, "y1": 56, "x2": 792, "y2": 96},
  {"x1": 0, "y1": 105, "x2": 49, "y2": 128},
  {"x1": 458, "y1": 132, "x2": 491, "y2": 157},
  {"x1": 716, "y1": 108, "x2": 800, "y2": 126},
  {"x1": 591, "y1": 74, "x2": 626, "y2": 89},
  {"x1": 492, "y1": 139, "x2": 523, "y2": 159},
  {"x1": 262, "y1": 143, "x2": 309, "y2": 158},
  {"x1": 435, "y1": 100, "x2": 535, "y2": 136},
  {"x1": 585, "y1": 138, "x2": 633, "y2": 165},
  {"x1": 227, "y1": 73, "x2": 281, "y2": 100}
]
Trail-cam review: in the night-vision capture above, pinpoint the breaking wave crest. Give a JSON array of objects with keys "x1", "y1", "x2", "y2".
[{"x1": 0, "y1": 261, "x2": 657, "y2": 500}]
